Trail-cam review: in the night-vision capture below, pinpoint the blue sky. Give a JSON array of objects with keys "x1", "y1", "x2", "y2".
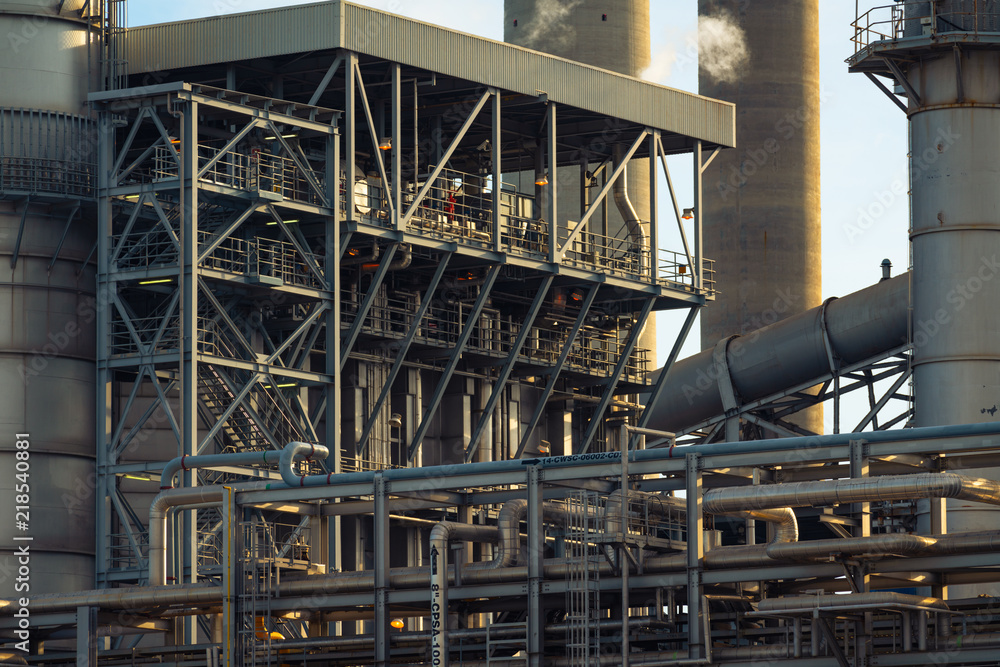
[{"x1": 129, "y1": 1, "x2": 910, "y2": 431}]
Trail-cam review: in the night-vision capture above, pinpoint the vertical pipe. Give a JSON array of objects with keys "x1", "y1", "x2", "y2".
[
  {"x1": 527, "y1": 465, "x2": 544, "y2": 666},
  {"x1": 374, "y1": 475, "x2": 389, "y2": 665},
  {"x1": 391, "y1": 63, "x2": 401, "y2": 230},
  {"x1": 546, "y1": 101, "x2": 557, "y2": 263},
  {"x1": 179, "y1": 100, "x2": 200, "y2": 644},
  {"x1": 685, "y1": 453, "x2": 704, "y2": 658},
  {"x1": 492, "y1": 92, "x2": 501, "y2": 252},
  {"x1": 692, "y1": 140, "x2": 703, "y2": 290}
]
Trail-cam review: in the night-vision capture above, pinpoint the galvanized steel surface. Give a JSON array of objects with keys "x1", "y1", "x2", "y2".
[{"x1": 124, "y1": 1, "x2": 734, "y2": 148}]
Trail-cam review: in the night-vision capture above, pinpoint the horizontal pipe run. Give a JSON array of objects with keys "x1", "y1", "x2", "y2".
[
  {"x1": 276, "y1": 422, "x2": 1000, "y2": 493},
  {"x1": 703, "y1": 473, "x2": 1000, "y2": 513}
]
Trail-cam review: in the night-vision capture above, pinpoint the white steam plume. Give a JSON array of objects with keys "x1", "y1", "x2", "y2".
[
  {"x1": 698, "y1": 11, "x2": 749, "y2": 85},
  {"x1": 518, "y1": 0, "x2": 584, "y2": 51}
]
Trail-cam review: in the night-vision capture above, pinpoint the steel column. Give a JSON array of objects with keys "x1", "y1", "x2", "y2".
[
  {"x1": 686, "y1": 453, "x2": 704, "y2": 659},
  {"x1": 391, "y1": 63, "x2": 402, "y2": 230},
  {"x1": 179, "y1": 101, "x2": 200, "y2": 646},
  {"x1": 577, "y1": 298, "x2": 655, "y2": 454},
  {"x1": 357, "y1": 253, "x2": 453, "y2": 458},
  {"x1": 515, "y1": 285, "x2": 599, "y2": 458},
  {"x1": 527, "y1": 464, "x2": 543, "y2": 667},
  {"x1": 546, "y1": 101, "x2": 557, "y2": 263},
  {"x1": 76, "y1": 606, "x2": 98, "y2": 667}
]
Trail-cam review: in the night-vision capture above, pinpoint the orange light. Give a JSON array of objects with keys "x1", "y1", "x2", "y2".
[
  {"x1": 681, "y1": 207, "x2": 695, "y2": 220},
  {"x1": 391, "y1": 619, "x2": 405, "y2": 629}
]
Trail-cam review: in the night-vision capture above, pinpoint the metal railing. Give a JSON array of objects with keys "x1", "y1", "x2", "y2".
[
  {"x1": 853, "y1": 1, "x2": 1000, "y2": 52},
  {"x1": 153, "y1": 144, "x2": 325, "y2": 205},
  {"x1": 199, "y1": 230, "x2": 325, "y2": 289},
  {"x1": 340, "y1": 287, "x2": 650, "y2": 382},
  {"x1": 0, "y1": 156, "x2": 94, "y2": 198}
]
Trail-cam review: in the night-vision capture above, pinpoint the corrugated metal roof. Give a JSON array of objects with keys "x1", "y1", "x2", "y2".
[{"x1": 126, "y1": 1, "x2": 735, "y2": 148}]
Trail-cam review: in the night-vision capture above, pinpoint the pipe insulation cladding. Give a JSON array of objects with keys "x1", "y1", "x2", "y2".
[
  {"x1": 645, "y1": 272, "x2": 908, "y2": 435},
  {"x1": 698, "y1": 0, "x2": 823, "y2": 432},
  {"x1": 896, "y1": 2, "x2": 1000, "y2": 597},
  {"x1": 0, "y1": 0, "x2": 98, "y2": 598}
]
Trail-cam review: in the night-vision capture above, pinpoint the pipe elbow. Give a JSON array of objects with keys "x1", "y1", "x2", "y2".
[{"x1": 279, "y1": 441, "x2": 331, "y2": 487}]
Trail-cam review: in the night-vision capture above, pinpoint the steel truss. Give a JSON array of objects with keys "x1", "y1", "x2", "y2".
[
  {"x1": 88, "y1": 43, "x2": 712, "y2": 653},
  {"x1": 678, "y1": 346, "x2": 914, "y2": 445}
]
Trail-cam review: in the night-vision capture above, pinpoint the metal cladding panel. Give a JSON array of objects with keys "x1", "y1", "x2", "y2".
[
  {"x1": 125, "y1": 1, "x2": 734, "y2": 147},
  {"x1": 127, "y1": 2, "x2": 343, "y2": 74}
]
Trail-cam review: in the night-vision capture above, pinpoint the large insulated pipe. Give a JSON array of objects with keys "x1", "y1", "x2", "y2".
[
  {"x1": 645, "y1": 272, "x2": 908, "y2": 434},
  {"x1": 504, "y1": 0, "x2": 656, "y2": 364},
  {"x1": 0, "y1": 0, "x2": 98, "y2": 599},
  {"x1": 698, "y1": 0, "x2": 822, "y2": 433}
]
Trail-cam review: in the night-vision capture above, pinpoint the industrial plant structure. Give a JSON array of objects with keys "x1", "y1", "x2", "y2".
[{"x1": 1, "y1": 1, "x2": 1000, "y2": 667}]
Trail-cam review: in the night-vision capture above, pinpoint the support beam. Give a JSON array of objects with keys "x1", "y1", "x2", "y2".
[
  {"x1": 374, "y1": 474, "x2": 390, "y2": 666},
  {"x1": 577, "y1": 298, "x2": 655, "y2": 454},
  {"x1": 527, "y1": 465, "x2": 544, "y2": 667},
  {"x1": 465, "y1": 275, "x2": 554, "y2": 462},
  {"x1": 401, "y1": 89, "x2": 492, "y2": 226},
  {"x1": 408, "y1": 264, "x2": 501, "y2": 461},
  {"x1": 686, "y1": 453, "x2": 704, "y2": 659},
  {"x1": 515, "y1": 285, "x2": 599, "y2": 458},
  {"x1": 357, "y1": 253, "x2": 453, "y2": 458},
  {"x1": 340, "y1": 244, "x2": 399, "y2": 369},
  {"x1": 9, "y1": 197, "x2": 30, "y2": 270},
  {"x1": 635, "y1": 305, "x2": 698, "y2": 443},
  {"x1": 48, "y1": 203, "x2": 80, "y2": 271},
  {"x1": 492, "y1": 93, "x2": 502, "y2": 252},
  {"x1": 391, "y1": 62, "x2": 402, "y2": 230},
  {"x1": 558, "y1": 130, "x2": 647, "y2": 260},
  {"x1": 308, "y1": 53, "x2": 344, "y2": 107}
]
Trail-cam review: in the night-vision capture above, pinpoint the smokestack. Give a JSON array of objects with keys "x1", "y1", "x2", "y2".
[
  {"x1": 698, "y1": 0, "x2": 823, "y2": 433},
  {"x1": 504, "y1": 0, "x2": 656, "y2": 365}
]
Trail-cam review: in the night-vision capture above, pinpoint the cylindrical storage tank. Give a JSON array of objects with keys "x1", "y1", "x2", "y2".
[
  {"x1": 0, "y1": 0, "x2": 97, "y2": 598},
  {"x1": 697, "y1": 0, "x2": 823, "y2": 433},
  {"x1": 905, "y1": 42, "x2": 1000, "y2": 597},
  {"x1": 504, "y1": 0, "x2": 657, "y2": 367}
]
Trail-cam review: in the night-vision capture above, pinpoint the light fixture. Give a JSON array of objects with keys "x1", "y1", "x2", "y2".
[
  {"x1": 681, "y1": 207, "x2": 695, "y2": 220},
  {"x1": 138, "y1": 278, "x2": 172, "y2": 285},
  {"x1": 390, "y1": 619, "x2": 405, "y2": 629},
  {"x1": 388, "y1": 413, "x2": 403, "y2": 429},
  {"x1": 379, "y1": 137, "x2": 393, "y2": 151},
  {"x1": 265, "y1": 219, "x2": 299, "y2": 226},
  {"x1": 262, "y1": 382, "x2": 298, "y2": 389},
  {"x1": 535, "y1": 173, "x2": 549, "y2": 186},
  {"x1": 264, "y1": 133, "x2": 299, "y2": 140},
  {"x1": 678, "y1": 264, "x2": 687, "y2": 275}
]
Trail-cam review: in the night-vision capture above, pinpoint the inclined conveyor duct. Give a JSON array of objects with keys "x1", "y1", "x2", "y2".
[{"x1": 646, "y1": 272, "x2": 909, "y2": 433}]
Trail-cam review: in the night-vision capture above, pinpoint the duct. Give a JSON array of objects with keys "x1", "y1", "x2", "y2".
[
  {"x1": 646, "y1": 272, "x2": 909, "y2": 433},
  {"x1": 702, "y1": 473, "x2": 1000, "y2": 513},
  {"x1": 159, "y1": 450, "x2": 289, "y2": 489},
  {"x1": 611, "y1": 144, "x2": 648, "y2": 272},
  {"x1": 922, "y1": 530, "x2": 1000, "y2": 555},
  {"x1": 756, "y1": 591, "x2": 950, "y2": 614}
]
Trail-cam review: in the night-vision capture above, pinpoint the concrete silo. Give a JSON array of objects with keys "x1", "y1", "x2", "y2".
[
  {"x1": 0, "y1": 0, "x2": 98, "y2": 597},
  {"x1": 697, "y1": 0, "x2": 823, "y2": 433}
]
